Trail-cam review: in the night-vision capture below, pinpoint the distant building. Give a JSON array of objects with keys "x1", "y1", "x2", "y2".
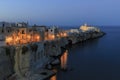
[
  {"x1": 48, "y1": 26, "x2": 58, "y2": 35},
  {"x1": 0, "y1": 22, "x2": 12, "y2": 27},
  {"x1": 0, "y1": 22, "x2": 14, "y2": 41},
  {"x1": 45, "y1": 26, "x2": 68, "y2": 40},
  {"x1": 32, "y1": 25, "x2": 47, "y2": 41},
  {"x1": 16, "y1": 22, "x2": 28, "y2": 27},
  {"x1": 69, "y1": 29, "x2": 80, "y2": 33},
  {"x1": 0, "y1": 22, "x2": 68, "y2": 45},
  {"x1": 45, "y1": 26, "x2": 59, "y2": 40},
  {"x1": 32, "y1": 25, "x2": 47, "y2": 31},
  {"x1": 5, "y1": 27, "x2": 41, "y2": 45},
  {"x1": 80, "y1": 24, "x2": 100, "y2": 32}
]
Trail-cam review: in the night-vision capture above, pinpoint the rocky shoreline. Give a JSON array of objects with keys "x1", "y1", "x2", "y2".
[{"x1": 0, "y1": 30, "x2": 105, "y2": 80}]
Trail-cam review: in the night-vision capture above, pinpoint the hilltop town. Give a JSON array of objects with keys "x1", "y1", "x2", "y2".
[
  {"x1": 0, "y1": 21, "x2": 105, "y2": 80},
  {"x1": 0, "y1": 22, "x2": 68, "y2": 46},
  {"x1": 0, "y1": 22, "x2": 100, "y2": 46}
]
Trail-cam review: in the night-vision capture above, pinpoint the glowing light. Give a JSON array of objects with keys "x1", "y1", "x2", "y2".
[
  {"x1": 15, "y1": 37, "x2": 19, "y2": 41},
  {"x1": 56, "y1": 34, "x2": 59, "y2": 37},
  {"x1": 6, "y1": 37, "x2": 12, "y2": 42},
  {"x1": 63, "y1": 33, "x2": 67, "y2": 37},
  {"x1": 60, "y1": 50, "x2": 68, "y2": 69},
  {"x1": 47, "y1": 34, "x2": 55, "y2": 40},
  {"x1": 36, "y1": 35, "x2": 40, "y2": 40},
  {"x1": 27, "y1": 35, "x2": 31, "y2": 39},
  {"x1": 5, "y1": 32, "x2": 41, "y2": 45},
  {"x1": 51, "y1": 35, "x2": 55, "y2": 39},
  {"x1": 50, "y1": 75, "x2": 56, "y2": 80}
]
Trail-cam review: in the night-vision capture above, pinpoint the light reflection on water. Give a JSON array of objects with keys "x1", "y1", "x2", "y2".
[
  {"x1": 60, "y1": 50, "x2": 68, "y2": 70},
  {"x1": 50, "y1": 75, "x2": 57, "y2": 80},
  {"x1": 50, "y1": 50, "x2": 68, "y2": 80}
]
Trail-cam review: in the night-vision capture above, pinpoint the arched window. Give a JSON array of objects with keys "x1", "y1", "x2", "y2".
[{"x1": 22, "y1": 30, "x2": 25, "y2": 34}]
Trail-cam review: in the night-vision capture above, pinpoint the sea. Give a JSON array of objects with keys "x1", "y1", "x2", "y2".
[{"x1": 50, "y1": 26, "x2": 120, "y2": 80}]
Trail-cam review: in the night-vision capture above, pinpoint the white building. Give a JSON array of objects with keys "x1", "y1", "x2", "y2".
[
  {"x1": 48, "y1": 26, "x2": 58, "y2": 35},
  {"x1": 0, "y1": 22, "x2": 13, "y2": 27},
  {"x1": 69, "y1": 29, "x2": 80, "y2": 33},
  {"x1": 80, "y1": 24, "x2": 100, "y2": 32},
  {"x1": 16, "y1": 22, "x2": 28, "y2": 27}
]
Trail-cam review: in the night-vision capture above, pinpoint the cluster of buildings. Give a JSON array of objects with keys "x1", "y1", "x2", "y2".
[
  {"x1": 80, "y1": 24, "x2": 100, "y2": 32},
  {"x1": 68, "y1": 24, "x2": 100, "y2": 34},
  {"x1": 0, "y1": 21, "x2": 100, "y2": 46},
  {"x1": 0, "y1": 22, "x2": 67, "y2": 46}
]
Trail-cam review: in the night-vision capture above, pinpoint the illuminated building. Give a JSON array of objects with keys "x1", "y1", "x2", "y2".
[
  {"x1": 80, "y1": 24, "x2": 100, "y2": 32},
  {"x1": 5, "y1": 27, "x2": 41, "y2": 45},
  {"x1": 45, "y1": 26, "x2": 68, "y2": 40}
]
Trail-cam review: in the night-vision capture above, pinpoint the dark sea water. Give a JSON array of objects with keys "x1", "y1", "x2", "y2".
[{"x1": 50, "y1": 27, "x2": 120, "y2": 80}]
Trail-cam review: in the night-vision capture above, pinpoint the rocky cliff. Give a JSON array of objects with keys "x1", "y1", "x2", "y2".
[{"x1": 0, "y1": 31, "x2": 105, "y2": 80}]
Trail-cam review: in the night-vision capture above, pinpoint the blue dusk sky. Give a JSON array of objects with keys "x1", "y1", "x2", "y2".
[{"x1": 0, "y1": 0, "x2": 120, "y2": 26}]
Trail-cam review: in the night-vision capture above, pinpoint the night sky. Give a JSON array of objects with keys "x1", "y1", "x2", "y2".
[{"x1": 0, "y1": 0, "x2": 120, "y2": 26}]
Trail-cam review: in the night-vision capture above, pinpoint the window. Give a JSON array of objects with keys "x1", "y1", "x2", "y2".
[
  {"x1": 22, "y1": 30, "x2": 25, "y2": 34},
  {"x1": 51, "y1": 29, "x2": 53, "y2": 32}
]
